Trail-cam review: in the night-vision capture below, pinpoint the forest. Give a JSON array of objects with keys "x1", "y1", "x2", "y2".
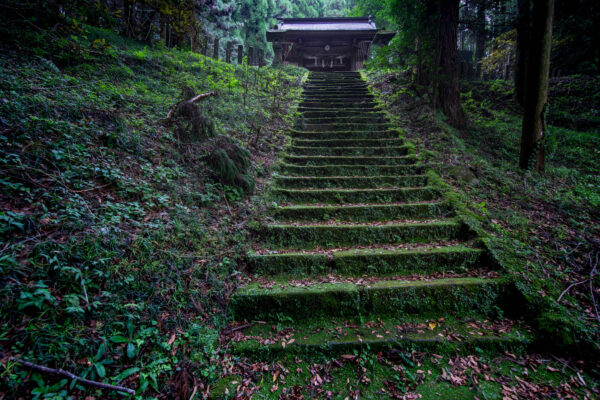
[{"x1": 0, "y1": 0, "x2": 598, "y2": 399}]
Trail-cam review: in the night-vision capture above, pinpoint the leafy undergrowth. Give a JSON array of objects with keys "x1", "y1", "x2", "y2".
[
  {"x1": 366, "y1": 70, "x2": 600, "y2": 388},
  {"x1": 0, "y1": 25, "x2": 304, "y2": 398}
]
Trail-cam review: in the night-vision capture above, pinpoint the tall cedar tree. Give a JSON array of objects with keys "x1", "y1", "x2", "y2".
[
  {"x1": 474, "y1": 0, "x2": 487, "y2": 78},
  {"x1": 515, "y1": 0, "x2": 531, "y2": 106},
  {"x1": 519, "y1": 0, "x2": 554, "y2": 171},
  {"x1": 436, "y1": 0, "x2": 467, "y2": 128}
]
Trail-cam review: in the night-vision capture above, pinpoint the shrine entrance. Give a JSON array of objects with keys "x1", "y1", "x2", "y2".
[{"x1": 266, "y1": 17, "x2": 395, "y2": 71}]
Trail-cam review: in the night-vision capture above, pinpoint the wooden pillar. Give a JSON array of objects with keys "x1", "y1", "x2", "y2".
[
  {"x1": 258, "y1": 48, "x2": 265, "y2": 67},
  {"x1": 272, "y1": 41, "x2": 283, "y2": 66},
  {"x1": 247, "y1": 46, "x2": 254, "y2": 65},
  {"x1": 225, "y1": 41, "x2": 233, "y2": 63},
  {"x1": 200, "y1": 38, "x2": 208, "y2": 56},
  {"x1": 238, "y1": 44, "x2": 244, "y2": 65},
  {"x1": 213, "y1": 38, "x2": 219, "y2": 60}
]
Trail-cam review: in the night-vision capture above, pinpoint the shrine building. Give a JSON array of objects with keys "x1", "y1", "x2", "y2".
[{"x1": 266, "y1": 17, "x2": 395, "y2": 71}]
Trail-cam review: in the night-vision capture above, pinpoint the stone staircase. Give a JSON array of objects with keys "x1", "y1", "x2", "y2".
[{"x1": 229, "y1": 72, "x2": 530, "y2": 356}]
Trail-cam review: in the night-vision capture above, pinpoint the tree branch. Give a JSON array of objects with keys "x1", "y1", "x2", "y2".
[{"x1": 2, "y1": 354, "x2": 135, "y2": 395}]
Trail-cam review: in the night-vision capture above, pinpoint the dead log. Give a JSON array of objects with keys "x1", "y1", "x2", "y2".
[{"x1": 166, "y1": 91, "x2": 218, "y2": 120}]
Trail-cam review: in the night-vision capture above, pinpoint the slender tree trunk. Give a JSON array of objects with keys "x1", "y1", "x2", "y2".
[
  {"x1": 437, "y1": 0, "x2": 467, "y2": 128},
  {"x1": 474, "y1": 0, "x2": 487, "y2": 79},
  {"x1": 519, "y1": 0, "x2": 554, "y2": 171},
  {"x1": 515, "y1": 0, "x2": 532, "y2": 106}
]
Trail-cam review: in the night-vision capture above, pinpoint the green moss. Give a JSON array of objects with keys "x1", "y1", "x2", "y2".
[
  {"x1": 270, "y1": 186, "x2": 439, "y2": 204},
  {"x1": 271, "y1": 201, "x2": 453, "y2": 222},
  {"x1": 230, "y1": 282, "x2": 361, "y2": 321},
  {"x1": 231, "y1": 314, "x2": 531, "y2": 358},
  {"x1": 288, "y1": 128, "x2": 400, "y2": 140},
  {"x1": 283, "y1": 154, "x2": 416, "y2": 166},
  {"x1": 364, "y1": 277, "x2": 507, "y2": 317},
  {"x1": 262, "y1": 219, "x2": 466, "y2": 249},
  {"x1": 279, "y1": 163, "x2": 426, "y2": 177},
  {"x1": 273, "y1": 174, "x2": 426, "y2": 189},
  {"x1": 288, "y1": 145, "x2": 411, "y2": 157},
  {"x1": 210, "y1": 375, "x2": 242, "y2": 399},
  {"x1": 292, "y1": 137, "x2": 405, "y2": 147}
]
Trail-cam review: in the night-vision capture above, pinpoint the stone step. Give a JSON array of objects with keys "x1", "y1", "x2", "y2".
[
  {"x1": 292, "y1": 138, "x2": 405, "y2": 147},
  {"x1": 304, "y1": 83, "x2": 367, "y2": 88},
  {"x1": 272, "y1": 175, "x2": 427, "y2": 189},
  {"x1": 289, "y1": 129, "x2": 400, "y2": 140},
  {"x1": 297, "y1": 123, "x2": 394, "y2": 132},
  {"x1": 300, "y1": 100, "x2": 376, "y2": 109},
  {"x1": 301, "y1": 95, "x2": 374, "y2": 102},
  {"x1": 279, "y1": 163, "x2": 426, "y2": 177},
  {"x1": 300, "y1": 110, "x2": 383, "y2": 119},
  {"x1": 230, "y1": 315, "x2": 531, "y2": 357},
  {"x1": 282, "y1": 154, "x2": 417, "y2": 166},
  {"x1": 248, "y1": 245, "x2": 488, "y2": 276},
  {"x1": 297, "y1": 117, "x2": 386, "y2": 126},
  {"x1": 271, "y1": 201, "x2": 453, "y2": 222},
  {"x1": 288, "y1": 145, "x2": 411, "y2": 157},
  {"x1": 261, "y1": 219, "x2": 468, "y2": 249},
  {"x1": 298, "y1": 107, "x2": 383, "y2": 118},
  {"x1": 230, "y1": 276, "x2": 510, "y2": 321},
  {"x1": 303, "y1": 88, "x2": 370, "y2": 94},
  {"x1": 270, "y1": 186, "x2": 439, "y2": 204}
]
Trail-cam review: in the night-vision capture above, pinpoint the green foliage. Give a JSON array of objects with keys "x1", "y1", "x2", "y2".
[
  {"x1": 205, "y1": 136, "x2": 255, "y2": 192},
  {"x1": 0, "y1": 22, "x2": 303, "y2": 397}
]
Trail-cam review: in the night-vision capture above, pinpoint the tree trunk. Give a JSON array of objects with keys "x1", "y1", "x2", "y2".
[
  {"x1": 437, "y1": 0, "x2": 467, "y2": 128},
  {"x1": 515, "y1": 0, "x2": 532, "y2": 106},
  {"x1": 474, "y1": 0, "x2": 487, "y2": 79},
  {"x1": 519, "y1": 0, "x2": 554, "y2": 171}
]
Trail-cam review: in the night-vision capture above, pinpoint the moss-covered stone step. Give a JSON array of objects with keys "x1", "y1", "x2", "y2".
[
  {"x1": 292, "y1": 138, "x2": 406, "y2": 148},
  {"x1": 261, "y1": 219, "x2": 467, "y2": 249},
  {"x1": 297, "y1": 115, "x2": 385, "y2": 125},
  {"x1": 300, "y1": 110, "x2": 383, "y2": 119},
  {"x1": 288, "y1": 146, "x2": 411, "y2": 157},
  {"x1": 300, "y1": 101, "x2": 376, "y2": 109},
  {"x1": 302, "y1": 89, "x2": 369, "y2": 95},
  {"x1": 289, "y1": 129, "x2": 400, "y2": 140},
  {"x1": 230, "y1": 316, "x2": 532, "y2": 357},
  {"x1": 279, "y1": 163, "x2": 426, "y2": 177},
  {"x1": 248, "y1": 245, "x2": 487, "y2": 276},
  {"x1": 301, "y1": 89, "x2": 374, "y2": 100},
  {"x1": 271, "y1": 201, "x2": 453, "y2": 222},
  {"x1": 270, "y1": 186, "x2": 438, "y2": 204},
  {"x1": 297, "y1": 107, "x2": 384, "y2": 116},
  {"x1": 299, "y1": 123, "x2": 393, "y2": 132},
  {"x1": 307, "y1": 80, "x2": 363, "y2": 83},
  {"x1": 305, "y1": 81, "x2": 367, "y2": 86},
  {"x1": 272, "y1": 175, "x2": 427, "y2": 189},
  {"x1": 282, "y1": 155, "x2": 417, "y2": 166},
  {"x1": 230, "y1": 277, "x2": 510, "y2": 321},
  {"x1": 302, "y1": 91, "x2": 373, "y2": 97}
]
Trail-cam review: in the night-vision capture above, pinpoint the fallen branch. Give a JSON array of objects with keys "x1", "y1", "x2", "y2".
[
  {"x1": 2, "y1": 354, "x2": 135, "y2": 395},
  {"x1": 221, "y1": 323, "x2": 252, "y2": 335},
  {"x1": 166, "y1": 91, "x2": 219, "y2": 120},
  {"x1": 557, "y1": 278, "x2": 591, "y2": 304}
]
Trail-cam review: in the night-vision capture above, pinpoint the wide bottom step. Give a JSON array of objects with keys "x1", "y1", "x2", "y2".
[{"x1": 228, "y1": 315, "x2": 532, "y2": 356}]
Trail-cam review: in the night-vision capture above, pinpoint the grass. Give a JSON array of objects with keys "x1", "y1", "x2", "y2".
[{"x1": 0, "y1": 24, "x2": 304, "y2": 398}]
